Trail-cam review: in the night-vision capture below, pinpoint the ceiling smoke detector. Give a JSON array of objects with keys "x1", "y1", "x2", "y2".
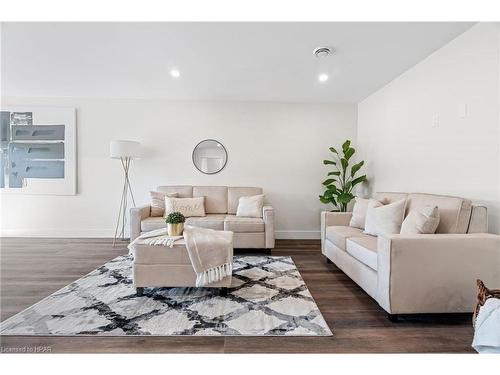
[{"x1": 313, "y1": 47, "x2": 334, "y2": 58}]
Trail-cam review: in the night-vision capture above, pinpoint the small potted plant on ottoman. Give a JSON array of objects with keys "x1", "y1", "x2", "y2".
[{"x1": 165, "y1": 211, "x2": 185, "y2": 236}]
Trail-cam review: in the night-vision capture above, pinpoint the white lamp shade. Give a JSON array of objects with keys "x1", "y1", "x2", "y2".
[{"x1": 110, "y1": 140, "x2": 141, "y2": 159}]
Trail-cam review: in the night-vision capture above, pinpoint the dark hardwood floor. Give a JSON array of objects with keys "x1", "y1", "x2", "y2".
[{"x1": 0, "y1": 238, "x2": 474, "y2": 353}]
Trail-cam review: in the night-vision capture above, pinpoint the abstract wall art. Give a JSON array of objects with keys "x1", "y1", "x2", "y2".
[{"x1": 0, "y1": 107, "x2": 76, "y2": 195}]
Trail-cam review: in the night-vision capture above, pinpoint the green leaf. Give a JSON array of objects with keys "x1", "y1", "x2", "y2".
[
  {"x1": 322, "y1": 178, "x2": 335, "y2": 186},
  {"x1": 344, "y1": 147, "x2": 355, "y2": 160},
  {"x1": 328, "y1": 171, "x2": 341, "y2": 176},
  {"x1": 319, "y1": 195, "x2": 330, "y2": 204},
  {"x1": 340, "y1": 158, "x2": 348, "y2": 171},
  {"x1": 319, "y1": 194, "x2": 337, "y2": 207},
  {"x1": 350, "y1": 160, "x2": 364, "y2": 177},
  {"x1": 325, "y1": 184, "x2": 338, "y2": 193},
  {"x1": 329, "y1": 147, "x2": 339, "y2": 155},
  {"x1": 351, "y1": 175, "x2": 367, "y2": 187},
  {"x1": 337, "y1": 192, "x2": 354, "y2": 204},
  {"x1": 342, "y1": 140, "x2": 351, "y2": 152},
  {"x1": 323, "y1": 160, "x2": 336, "y2": 165}
]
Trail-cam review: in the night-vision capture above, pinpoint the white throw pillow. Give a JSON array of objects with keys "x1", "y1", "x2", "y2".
[
  {"x1": 236, "y1": 194, "x2": 264, "y2": 218},
  {"x1": 349, "y1": 197, "x2": 381, "y2": 229},
  {"x1": 164, "y1": 196, "x2": 206, "y2": 218},
  {"x1": 400, "y1": 205, "x2": 440, "y2": 234},
  {"x1": 150, "y1": 191, "x2": 178, "y2": 217},
  {"x1": 364, "y1": 198, "x2": 407, "y2": 236}
]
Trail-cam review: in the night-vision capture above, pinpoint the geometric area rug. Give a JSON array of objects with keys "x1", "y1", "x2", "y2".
[{"x1": 0, "y1": 255, "x2": 332, "y2": 336}]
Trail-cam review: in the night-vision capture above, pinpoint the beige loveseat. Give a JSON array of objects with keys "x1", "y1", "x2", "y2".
[
  {"x1": 321, "y1": 192, "x2": 500, "y2": 318},
  {"x1": 130, "y1": 185, "x2": 275, "y2": 249}
]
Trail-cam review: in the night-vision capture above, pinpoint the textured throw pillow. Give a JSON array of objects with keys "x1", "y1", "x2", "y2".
[
  {"x1": 150, "y1": 191, "x2": 178, "y2": 217},
  {"x1": 164, "y1": 196, "x2": 206, "y2": 218},
  {"x1": 400, "y1": 205, "x2": 440, "y2": 234},
  {"x1": 364, "y1": 198, "x2": 407, "y2": 236},
  {"x1": 236, "y1": 194, "x2": 264, "y2": 218},
  {"x1": 350, "y1": 197, "x2": 382, "y2": 229}
]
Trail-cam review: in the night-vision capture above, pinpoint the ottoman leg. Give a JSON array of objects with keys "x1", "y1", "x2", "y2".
[
  {"x1": 220, "y1": 288, "x2": 228, "y2": 297},
  {"x1": 136, "y1": 287, "x2": 144, "y2": 297}
]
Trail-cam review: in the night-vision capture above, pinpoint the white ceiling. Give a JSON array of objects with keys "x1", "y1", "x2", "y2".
[{"x1": 1, "y1": 22, "x2": 473, "y2": 103}]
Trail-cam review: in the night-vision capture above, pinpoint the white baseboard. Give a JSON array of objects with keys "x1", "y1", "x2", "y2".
[
  {"x1": 275, "y1": 230, "x2": 320, "y2": 240},
  {"x1": 0, "y1": 228, "x2": 116, "y2": 238},
  {"x1": 2, "y1": 228, "x2": 320, "y2": 240}
]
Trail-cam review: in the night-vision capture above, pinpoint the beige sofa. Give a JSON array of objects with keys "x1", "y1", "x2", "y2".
[
  {"x1": 321, "y1": 192, "x2": 500, "y2": 319},
  {"x1": 130, "y1": 185, "x2": 275, "y2": 249}
]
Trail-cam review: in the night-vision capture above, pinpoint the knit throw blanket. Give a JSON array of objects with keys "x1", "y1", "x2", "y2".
[
  {"x1": 128, "y1": 227, "x2": 183, "y2": 248},
  {"x1": 128, "y1": 226, "x2": 233, "y2": 287}
]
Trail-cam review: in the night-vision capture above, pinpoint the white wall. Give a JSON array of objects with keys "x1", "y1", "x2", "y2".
[
  {"x1": 357, "y1": 23, "x2": 500, "y2": 233},
  {"x1": 0, "y1": 98, "x2": 356, "y2": 238}
]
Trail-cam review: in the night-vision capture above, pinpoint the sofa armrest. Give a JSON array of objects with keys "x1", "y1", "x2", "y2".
[
  {"x1": 263, "y1": 205, "x2": 275, "y2": 249},
  {"x1": 320, "y1": 211, "x2": 353, "y2": 251},
  {"x1": 377, "y1": 233, "x2": 500, "y2": 314},
  {"x1": 130, "y1": 205, "x2": 151, "y2": 242}
]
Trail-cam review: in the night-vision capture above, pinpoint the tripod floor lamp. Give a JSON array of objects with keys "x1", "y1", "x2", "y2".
[{"x1": 110, "y1": 140, "x2": 141, "y2": 246}]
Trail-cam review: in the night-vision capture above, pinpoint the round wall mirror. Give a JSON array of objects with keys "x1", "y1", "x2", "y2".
[{"x1": 192, "y1": 139, "x2": 228, "y2": 174}]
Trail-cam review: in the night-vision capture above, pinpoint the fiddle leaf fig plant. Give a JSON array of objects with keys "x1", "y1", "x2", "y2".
[{"x1": 319, "y1": 140, "x2": 367, "y2": 212}]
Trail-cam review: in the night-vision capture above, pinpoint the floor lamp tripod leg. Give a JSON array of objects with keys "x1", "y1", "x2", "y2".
[
  {"x1": 113, "y1": 180, "x2": 126, "y2": 247},
  {"x1": 113, "y1": 159, "x2": 128, "y2": 247}
]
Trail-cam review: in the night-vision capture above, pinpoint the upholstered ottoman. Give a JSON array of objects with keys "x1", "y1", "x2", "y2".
[{"x1": 130, "y1": 238, "x2": 233, "y2": 296}]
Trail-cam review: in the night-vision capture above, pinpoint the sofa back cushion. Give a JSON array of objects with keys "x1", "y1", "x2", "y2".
[
  {"x1": 193, "y1": 186, "x2": 228, "y2": 214},
  {"x1": 227, "y1": 187, "x2": 263, "y2": 214},
  {"x1": 406, "y1": 193, "x2": 472, "y2": 234},
  {"x1": 157, "y1": 185, "x2": 193, "y2": 198},
  {"x1": 373, "y1": 192, "x2": 408, "y2": 205}
]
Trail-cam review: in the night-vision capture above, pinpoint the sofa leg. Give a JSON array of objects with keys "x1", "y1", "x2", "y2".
[
  {"x1": 220, "y1": 288, "x2": 228, "y2": 297},
  {"x1": 325, "y1": 257, "x2": 333, "y2": 264},
  {"x1": 387, "y1": 313, "x2": 399, "y2": 322},
  {"x1": 136, "y1": 287, "x2": 144, "y2": 297}
]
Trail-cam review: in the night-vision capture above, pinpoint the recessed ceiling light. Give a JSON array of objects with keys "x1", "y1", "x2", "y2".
[
  {"x1": 170, "y1": 69, "x2": 180, "y2": 78},
  {"x1": 318, "y1": 74, "x2": 329, "y2": 83}
]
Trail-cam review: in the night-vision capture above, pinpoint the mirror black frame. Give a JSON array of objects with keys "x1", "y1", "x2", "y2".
[{"x1": 192, "y1": 139, "x2": 228, "y2": 175}]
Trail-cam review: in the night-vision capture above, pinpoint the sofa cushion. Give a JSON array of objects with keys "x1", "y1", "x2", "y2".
[
  {"x1": 157, "y1": 185, "x2": 193, "y2": 198},
  {"x1": 406, "y1": 193, "x2": 472, "y2": 234},
  {"x1": 193, "y1": 186, "x2": 228, "y2": 214},
  {"x1": 350, "y1": 197, "x2": 377, "y2": 229},
  {"x1": 346, "y1": 235, "x2": 378, "y2": 271},
  {"x1": 150, "y1": 191, "x2": 178, "y2": 217},
  {"x1": 325, "y1": 226, "x2": 365, "y2": 251},
  {"x1": 228, "y1": 187, "x2": 263, "y2": 214},
  {"x1": 185, "y1": 214, "x2": 226, "y2": 230},
  {"x1": 224, "y1": 215, "x2": 265, "y2": 233},
  {"x1": 364, "y1": 198, "x2": 406, "y2": 236},
  {"x1": 141, "y1": 217, "x2": 166, "y2": 232},
  {"x1": 236, "y1": 194, "x2": 264, "y2": 218},
  {"x1": 400, "y1": 205, "x2": 440, "y2": 234},
  {"x1": 165, "y1": 196, "x2": 206, "y2": 218},
  {"x1": 374, "y1": 192, "x2": 408, "y2": 205}
]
